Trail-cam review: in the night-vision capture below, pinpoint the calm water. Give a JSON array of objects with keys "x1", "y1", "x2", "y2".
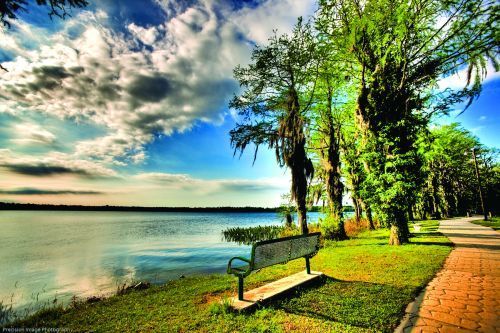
[{"x1": 0, "y1": 210, "x2": 322, "y2": 311}]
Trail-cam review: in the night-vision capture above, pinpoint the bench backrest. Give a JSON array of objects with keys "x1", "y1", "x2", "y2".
[{"x1": 251, "y1": 232, "x2": 321, "y2": 270}]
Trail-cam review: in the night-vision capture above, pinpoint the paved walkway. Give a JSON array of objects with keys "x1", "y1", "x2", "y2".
[{"x1": 396, "y1": 217, "x2": 500, "y2": 333}]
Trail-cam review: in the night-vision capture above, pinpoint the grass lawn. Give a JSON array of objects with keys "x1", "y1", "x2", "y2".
[
  {"x1": 470, "y1": 216, "x2": 500, "y2": 231},
  {"x1": 4, "y1": 220, "x2": 452, "y2": 333}
]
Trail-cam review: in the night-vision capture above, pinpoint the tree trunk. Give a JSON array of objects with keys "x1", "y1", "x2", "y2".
[
  {"x1": 297, "y1": 199, "x2": 308, "y2": 234},
  {"x1": 285, "y1": 213, "x2": 293, "y2": 228},
  {"x1": 356, "y1": 198, "x2": 364, "y2": 222},
  {"x1": 291, "y1": 145, "x2": 309, "y2": 234},
  {"x1": 325, "y1": 87, "x2": 347, "y2": 240},
  {"x1": 290, "y1": 139, "x2": 309, "y2": 234},
  {"x1": 388, "y1": 209, "x2": 410, "y2": 245},
  {"x1": 408, "y1": 206, "x2": 414, "y2": 223},
  {"x1": 286, "y1": 88, "x2": 310, "y2": 235},
  {"x1": 352, "y1": 196, "x2": 361, "y2": 222},
  {"x1": 431, "y1": 172, "x2": 441, "y2": 219},
  {"x1": 364, "y1": 202, "x2": 375, "y2": 230}
]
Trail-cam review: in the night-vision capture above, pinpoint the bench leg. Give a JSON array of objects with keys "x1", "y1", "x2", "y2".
[
  {"x1": 238, "y1": 276, "x2": 244, "y2": 300},
  {"x1": 305, "y1": 257, "x2": 311, "y2": 274}
]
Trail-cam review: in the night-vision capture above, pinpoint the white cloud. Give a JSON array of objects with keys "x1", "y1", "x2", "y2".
[
  {"x1": 438, "y1": 62, "x2": 500, "y2": 90},
  {"x1": 127, "y1": 23, "x2": 161, "y2": 45},
  {"x1": 11, "y1": 123, "x2": 56, "y2": 145},
  {"x1": 0, "y1": 0, "x2": 314, "y2": 168},
  {"x1": 134, "y1": 172, "x2": 288, "y2": 193},
  {"x1": 230, "y1": 0, "x2": 317, "y2": 45},
  {"x1": 0, "y1": 3, "x2": 249, "y2": 164}
]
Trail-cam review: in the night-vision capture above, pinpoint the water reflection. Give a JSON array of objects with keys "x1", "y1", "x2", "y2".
[
  {"x1": 0, "y1": 211, "x2": 322, "y2": 315},
  {"x1": 0, "y1": 211, "x2": 308, "y2": 312}
]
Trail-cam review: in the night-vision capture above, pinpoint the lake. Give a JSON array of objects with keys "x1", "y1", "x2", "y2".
[{"x1": 0, "y1": 210, "x2": 323, "y2": 313}]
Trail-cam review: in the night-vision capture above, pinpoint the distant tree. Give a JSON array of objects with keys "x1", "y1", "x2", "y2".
[
  {"x1": 417, "y1": 124, "x2": 479, "y2": 218},
  {"x1": 318, "y1": 0, "x2": 498, "y2": 245},
  {"x1": 230, "y1": 19, "x2": 319, "y2": 234},
  {"x1": 416, "y1": 124, "x2": 500, "y2": 219},
  {"x1": 480, "y1": 148, "x2": 500, "y2": 216}
]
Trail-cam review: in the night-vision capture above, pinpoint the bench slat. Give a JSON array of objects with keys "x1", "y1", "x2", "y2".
[{"x1": 252, "y1": 232, "x2": 320, "y2": 270}]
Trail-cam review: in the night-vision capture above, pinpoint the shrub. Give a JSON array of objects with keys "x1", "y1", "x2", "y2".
[{"x1": 319, "y1": 215, "x2": 346, "y2": 240}]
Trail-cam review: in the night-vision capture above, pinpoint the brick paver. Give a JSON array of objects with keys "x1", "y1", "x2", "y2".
[{"x1": 396, "y1": 217, "x2": 500, "y2": 333}]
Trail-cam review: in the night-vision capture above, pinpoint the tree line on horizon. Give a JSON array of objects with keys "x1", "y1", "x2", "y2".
[{"x1": 230, "y1": 0, "x2": 499, "y2": 245}]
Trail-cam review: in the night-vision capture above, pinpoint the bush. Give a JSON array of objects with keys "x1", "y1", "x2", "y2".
[{"x1": 319, "y1": 215, "x2": 346, "y2": 240}]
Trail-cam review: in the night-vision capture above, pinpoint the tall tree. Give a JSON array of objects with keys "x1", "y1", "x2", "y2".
[
  {"x1": 308, "y1": 41, "x2": 354, "y2": 239},
  {"x1": 229, "y1": 19, "x2": 318, "y2": 234},
  {"x1": 318, "y1": 0, "x2": 498, "y2": 244}
]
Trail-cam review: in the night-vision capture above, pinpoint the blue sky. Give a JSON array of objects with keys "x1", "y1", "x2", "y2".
[{"x1": 0, "y1": 0, "x2": 498, "y2": 207}]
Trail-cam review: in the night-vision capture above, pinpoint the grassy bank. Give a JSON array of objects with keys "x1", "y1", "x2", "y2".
[
  {"x1": 471, "y1": 216, "x2": 500, "y2": 231},
  {"x1": 5, "y1": 220, "x2": 452, "y2": 332}
]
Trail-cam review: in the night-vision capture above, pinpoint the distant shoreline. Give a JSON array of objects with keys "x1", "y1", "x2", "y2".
[
  {"x1": 0, "y1": 202, "x2": 281, "y2": 213},
  {"x1": 0, "y1": 202, "x2": 354, "y2": 213}
]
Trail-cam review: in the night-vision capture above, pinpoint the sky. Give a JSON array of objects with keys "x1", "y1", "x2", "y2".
[{"x1": 0, "y1": 0, "x2": 498, "y2": 207}]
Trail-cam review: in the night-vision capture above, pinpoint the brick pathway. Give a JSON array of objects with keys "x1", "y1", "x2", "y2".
[{"x1": 396, "y1": 217, "x2": 500, "y2": 333}]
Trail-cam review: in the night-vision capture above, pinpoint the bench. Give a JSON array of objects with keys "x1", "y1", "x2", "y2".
[{"x1": 227, "y1": 232, "x2": 321, "y2": 301}]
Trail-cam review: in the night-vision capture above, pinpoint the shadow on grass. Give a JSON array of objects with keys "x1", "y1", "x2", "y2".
[
  {"x1": 454, "y1": 243, "x2": 500, "y2": 251},
  {"x1": 411, "y1": 241, "x2": 453, "y2": 247},
  {"x1": 441, "y1": 227, "x2": 497, "y2": 231},
  {"x1": 284, "y1": 276, "x2": 409, "y2": 332},
  {"x1": 247, "y1": 275, "x2": 412, "y2": 333},
  {"x1": 440, "y1": 232, "x2": 500, "y2": 240},
  {"x1": 412, "y1": 232, "x2": 443, "y2": 237}
]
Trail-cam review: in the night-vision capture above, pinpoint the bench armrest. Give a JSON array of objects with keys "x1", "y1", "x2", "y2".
[{"x1": 227, "y1": 256, "x2": 252, "y2": 276}]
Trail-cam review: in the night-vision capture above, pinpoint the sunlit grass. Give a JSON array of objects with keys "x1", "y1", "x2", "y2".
[
  {"x1": 470, "y1": 216, "x2": 500, "y2": 231},
  {"x1": 5, "y1": 220, "x2": 452, "y2": 332}
]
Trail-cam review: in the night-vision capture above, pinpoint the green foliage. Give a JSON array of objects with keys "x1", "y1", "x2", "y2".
[
  {"x1": 414, "y1": 123, "x2": 500, "y2": 218},
  {"x1": 226, "y1": 0, "x2": 497, "y2": 244},
  {"x1": 319, "y1": 214, "x2": 346, "y2": 240},
  {"x1": 316, "y1": 0, "x2": 497, "y2": 244}
]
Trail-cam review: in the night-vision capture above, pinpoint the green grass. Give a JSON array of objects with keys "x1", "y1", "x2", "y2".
[
  {"x1": 470, "y1": 216, "x2": 500, "y2": 231},
  {"x1": 4, "y1": 220, "x2": 452, "y2": 333}
]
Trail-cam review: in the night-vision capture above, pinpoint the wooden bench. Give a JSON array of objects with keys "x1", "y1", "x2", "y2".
[{"x1": 227, "y1": 232, "x2": 322, "y2": 304}]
